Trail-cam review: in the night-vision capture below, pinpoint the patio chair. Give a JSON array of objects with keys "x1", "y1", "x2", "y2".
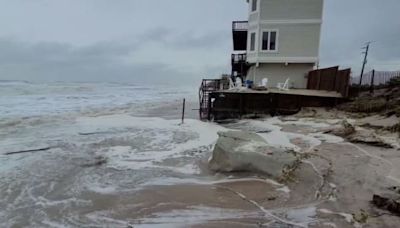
[
  {"x1": 229, "y1": 77, "x2": 235, "y2": 90},
  {"x1": 235, "y1": 77, "x2": 243, "y2": 88},
  {"x1": 261, "y1": 78, "x2": 268, "y2": 87},
  {"x1": 277, "y1": 78, "x2": 290, "y2": 90}
]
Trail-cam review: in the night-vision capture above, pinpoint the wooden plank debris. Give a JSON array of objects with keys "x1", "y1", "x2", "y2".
[{"x1": 5, "y1": 147, "x2": 52, "y2": 155}]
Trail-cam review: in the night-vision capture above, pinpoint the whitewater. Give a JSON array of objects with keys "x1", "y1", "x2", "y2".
[{"x1": 0, "y1": 81, "x2": 226, "y2": 227}]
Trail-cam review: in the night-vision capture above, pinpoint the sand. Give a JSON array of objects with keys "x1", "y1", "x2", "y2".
[
  {"x1": 123, "y1": 108, "x2": 400, "y2": 227},
  {"x1": 127, "y1": 144, "x2": 399, "y2": 227}
]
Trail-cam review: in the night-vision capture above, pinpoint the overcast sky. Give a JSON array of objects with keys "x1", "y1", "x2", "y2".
[{"x1": 0, "y1": 0, "x2": 399, "y2": 85}]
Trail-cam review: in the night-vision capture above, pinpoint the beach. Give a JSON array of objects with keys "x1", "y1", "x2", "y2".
[{"x1": 1, "y1": 82, "x2": 400, "y2": 227}]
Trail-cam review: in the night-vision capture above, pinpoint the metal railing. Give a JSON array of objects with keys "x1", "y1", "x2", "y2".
[
  {"x1": 232, "y1": 21, "x2": 248, "y2": 31},
  {"x1": 231, "y1": 53, "x2": 247, "y2": 63},
  {"x1": 351, "y1": 70, "x2": 400, "y2": 86},
  {"x1": 199, "y1": 79, "x2": 222, "y2": 120}
]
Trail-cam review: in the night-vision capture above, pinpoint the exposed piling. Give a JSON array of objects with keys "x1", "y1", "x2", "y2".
[{"x1": 181, "y1": 98, "x2": 186, "y2": 124}]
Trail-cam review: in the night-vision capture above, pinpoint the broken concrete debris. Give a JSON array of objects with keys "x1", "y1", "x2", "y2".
[
  {"x1": 325, "y1": 120, "x2": 394, "y2": 148},
  {"x1": 208, "y1": 131, "x2": 299, "y2": 179},
  {"x1": 348, "y1": 129, "x2": 393, "y2": 148},
  {"x1": 324, "y1": 120, "x2": 355, "y2": 137}
]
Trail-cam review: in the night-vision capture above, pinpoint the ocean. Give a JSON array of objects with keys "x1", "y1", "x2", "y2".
[
  {"x1": 0, "y1": 81, "x2": 228, "y2": 227},
  {"x1": 0, "y1": 81, "x2": 195, "y2": 119}
]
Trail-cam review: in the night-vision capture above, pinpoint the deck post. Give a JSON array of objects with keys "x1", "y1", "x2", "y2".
[
  {"x1": 181, "y1": 98, "x2": 186, "y2": 124},
  {"x1": 239, "y1": 94, "x2": 244, "y2": 118},
  {"x1": 316, "y1": 70, "x2": 322, "y2": 90},
  {"x1": 271, "y1": 93, "x2": 278, "y2": 116},
  {"x1": 370, "y1": 69, "x2": 375, "y2": 94},
  {"x1": 207, "y1": 94, "x2": 212, "y2": 121}
]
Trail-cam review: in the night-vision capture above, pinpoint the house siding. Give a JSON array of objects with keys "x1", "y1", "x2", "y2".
[
  {"x1": 260, "y1": 0, "x2": 323, "y2": 20},
  {"x1": 246, "y1": 63, "x2": 314, "y2": 88},
  {"x1": 242, "y1": 0, "x2": 323, "y2": 88},
  {"x1": 258, "y1": 23, "x2": 321, "y2": 59},
  {"x1": 245, "y1": 0, "x2": 323, "y2": 64},
  {"x1": 248, "y1": 12, "x2": 258, "y2": 22}
]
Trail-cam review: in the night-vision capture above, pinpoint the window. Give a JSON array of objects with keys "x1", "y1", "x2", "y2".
[
  {"x1": 261, "y1": 32, "x2": 269, "y2": 50},
  {"x1": 250, "y1": 32, "x2": 256, "y2": 51},
  {"x1": 270, "y1": 31, "x2": 277, "y2": 50},
  {"x1": 261, "y1": 30, "x2": 278, "y2": 51},
  {"x1": 251, "y1": 0, "x2": 257, "y2": 12}
]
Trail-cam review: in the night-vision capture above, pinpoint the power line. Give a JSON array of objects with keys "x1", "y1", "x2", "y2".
[{"x1": 371, "y1": 63, "x2": 400, "y2": 66}]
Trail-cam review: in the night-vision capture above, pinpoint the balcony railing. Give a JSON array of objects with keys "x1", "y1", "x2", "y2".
[
  {"x1": 231, "y1": 53, "x2": 249, "y2": 78},
  {"x1": 231, "y1": 53, "x2": 247, "y2": 64},
  {"x1": 232, "y1": 21, "x2": 248, "y2": 31}
]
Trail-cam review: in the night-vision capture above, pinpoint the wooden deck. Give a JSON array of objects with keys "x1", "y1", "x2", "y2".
[
  {"x1": 200, "y1": 66, "x2": 351, "y2": 120},
  {"x1": 207, "y1": 88, "x2": 347, "y2": 120},
  {"x1": 215, "y1": 88, "x2": 343, "y2": 98}
]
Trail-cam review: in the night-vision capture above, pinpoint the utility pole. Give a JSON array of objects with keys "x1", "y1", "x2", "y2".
[{"x1": 359, "y1": 42, "x2": 372, "y2": 88}]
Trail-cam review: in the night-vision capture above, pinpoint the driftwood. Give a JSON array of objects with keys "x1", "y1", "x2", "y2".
[
  {"x1": 78, "y1": 131, "x2": 109, "y2": 136},
  {"x1": 5, "y1": 147, "x2": 52, "y2": 155}
]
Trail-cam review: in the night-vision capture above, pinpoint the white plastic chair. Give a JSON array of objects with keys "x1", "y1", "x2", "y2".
[
  {"x1": 277, "y1": 78, "x2": 290, "y2": 90},
  {"x1": 235, "y1": 77, "x2": 243, "y2": 88},
  {"x1": 228, "y1": 77, "x2": 235, "y2": 90},
  {"x1": 261, "y1": 78, "x2": 268, "y2": 87}
]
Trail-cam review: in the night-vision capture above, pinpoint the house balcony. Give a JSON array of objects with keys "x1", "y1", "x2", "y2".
[
  {"x1": 231, "y1": 53, "x2": 250, "y2": 79},
  {"x1": 232, "y1": 21, "x2": 248, "y2": 51}
]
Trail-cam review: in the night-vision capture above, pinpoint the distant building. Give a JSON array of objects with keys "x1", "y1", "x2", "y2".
[{"x1": 232, "y1": 0, "x2": 324, "y2": 88}]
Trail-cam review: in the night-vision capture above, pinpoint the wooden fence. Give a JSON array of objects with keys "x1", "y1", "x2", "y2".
[{"x1": 307, "y1": 66, "x2": 351, "y2": 97}]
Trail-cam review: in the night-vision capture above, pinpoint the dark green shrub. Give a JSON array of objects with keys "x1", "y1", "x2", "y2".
[{"x1": 388, "y1": 76, "x2": 400, "y2": 87}]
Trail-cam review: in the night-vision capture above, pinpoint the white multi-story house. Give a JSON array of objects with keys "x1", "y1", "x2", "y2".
[{"x1": 232, "y1": 0, "x2": 324, "y2": 88}]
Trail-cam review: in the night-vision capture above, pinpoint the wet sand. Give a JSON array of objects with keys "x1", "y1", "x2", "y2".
[
  {"x1": 127, "y1": 112, "x2": 400, "y2": 227},
  {"x1": 130, "y1": 146, "x2": 400, "y2": 227}
]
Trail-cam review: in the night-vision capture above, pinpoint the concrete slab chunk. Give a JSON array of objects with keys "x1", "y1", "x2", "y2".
[{"x1": 209, "y1": 131, "x2": 299, "y2": 179}]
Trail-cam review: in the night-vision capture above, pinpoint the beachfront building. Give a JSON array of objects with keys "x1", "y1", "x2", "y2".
[{"x1": 232, "y1": 0, "x2": 324, "y2": 88}]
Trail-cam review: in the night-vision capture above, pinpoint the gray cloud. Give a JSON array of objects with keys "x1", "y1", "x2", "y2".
[
  {"x1": 0, "y1": 38, "x2": 196, "y2": 85},
  {"x1": 0, "y1": 0, "x2": 399, "y2": 84},
  {"x1": 320, "y1": 0, "x2": 400, "y2": 73},
  {"x1": 0, "y1": 0, "x2": 246, "y2": 84},
  {"x1": 138, "y1": 27, "x2": 230, "y2": 49},
  {"x1": 170, "y1": 31, "x2": 230, "y2": 49},
  {"x1": 0, "y1": 26, "x2": 233, "y2": 85}
]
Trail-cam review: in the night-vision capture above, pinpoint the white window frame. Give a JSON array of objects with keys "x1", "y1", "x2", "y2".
[
  {"x1": 260, "y1": 29, "x2": 279, "y2": 53},
  {"x1": 249, "y1": 0, "x2": 260, "y2": 15},
  {"x1": 248, "y1": 31, "x2": 257, "y2": 53},
  {"x1": 251, "y1": 0, "x2": 257, "y2": 12}
]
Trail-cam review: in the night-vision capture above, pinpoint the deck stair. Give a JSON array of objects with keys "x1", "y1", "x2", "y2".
[
  {"x1": 199, "y1": 79, "x2": 228, "y2": 120},
  {"x1": 231, "y1": 53, "x2": 250, "y2": 80}
]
